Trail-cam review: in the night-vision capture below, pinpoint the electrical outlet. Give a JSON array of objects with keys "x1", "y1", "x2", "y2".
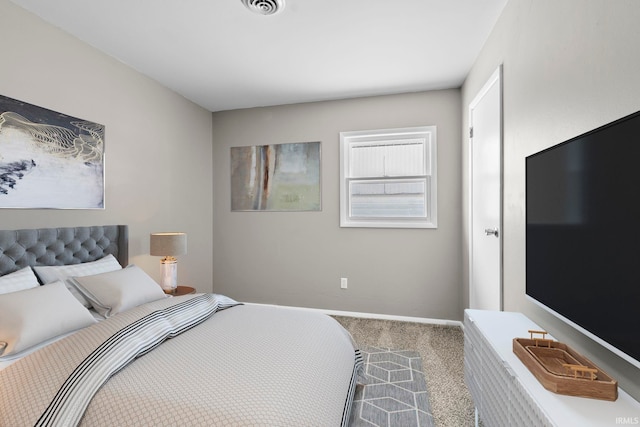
[{"x1": 340, "y1": 278, "x2": 348, "y2": 289}]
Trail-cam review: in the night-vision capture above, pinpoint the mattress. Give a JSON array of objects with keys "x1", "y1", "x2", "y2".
[{"x1": 0, "y1": 294, "x2": 362, "y2": 426}]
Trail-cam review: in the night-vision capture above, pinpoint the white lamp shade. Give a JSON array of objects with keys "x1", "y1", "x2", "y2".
[{"x1": 150, "y1": 232, "x2": 187, "y2": 257}]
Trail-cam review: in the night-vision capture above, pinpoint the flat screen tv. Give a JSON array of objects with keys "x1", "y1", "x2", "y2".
[{"x1": 526, "y1": 110, "x2": 640, "y2": 370}]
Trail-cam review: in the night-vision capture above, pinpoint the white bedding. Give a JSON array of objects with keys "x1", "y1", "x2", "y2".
[
  {"x1": 0, "y1": 308, "x2": 106, "y2": 371},
  {"x1": 0, "y1": 293, "x2": 362, "y2": 426}
]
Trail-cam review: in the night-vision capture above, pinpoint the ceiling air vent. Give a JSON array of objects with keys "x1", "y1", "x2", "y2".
[{"x1": 241, "y1": 0, "x2": 285, "y2": 16}]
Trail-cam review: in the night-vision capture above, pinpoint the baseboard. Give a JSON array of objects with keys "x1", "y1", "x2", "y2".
[{"x1": 242, "y1": 302, "x2": 463, "y2": 328}]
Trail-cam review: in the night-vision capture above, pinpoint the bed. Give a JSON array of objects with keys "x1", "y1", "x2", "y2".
[{"x1": 0, "y1": 225, "x2": 362, "y2": 426}]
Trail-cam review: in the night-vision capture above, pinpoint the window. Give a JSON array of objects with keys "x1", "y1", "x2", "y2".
[{"x1": 340, "y1": 126, "x2": 437, "y2": 228}]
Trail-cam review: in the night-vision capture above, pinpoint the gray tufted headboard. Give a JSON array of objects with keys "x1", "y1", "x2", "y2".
[{"x1": 0, "y1": 225, "x2": 128, "y2": 277}]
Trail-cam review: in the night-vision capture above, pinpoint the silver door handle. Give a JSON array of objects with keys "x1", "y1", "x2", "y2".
[{"x1": 484, "y1": 228, "x2": 499, "y2": 237}]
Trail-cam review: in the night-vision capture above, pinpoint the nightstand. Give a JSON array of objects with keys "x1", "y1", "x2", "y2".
[{"x1": 167, "y1": 286, "x2": 196, "y2": 296}]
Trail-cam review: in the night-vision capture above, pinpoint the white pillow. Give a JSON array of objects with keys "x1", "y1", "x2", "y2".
[
  {"x1": 0, "y1": 281, "x2": 96, "y2": 357},
  {"x1": 0, "y1": 267, "x2": 40, "y2": 295},
  {"x1": 71, "y1": 265, "x2": 166, "y2": 318},
  {"x1": 32, "y1": 254, "x2": 123, "y2": 307}
]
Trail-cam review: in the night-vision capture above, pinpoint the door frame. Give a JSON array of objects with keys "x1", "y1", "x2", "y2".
[{"x1": 468, "y1": 65, "x2": 504, "y2": 310}]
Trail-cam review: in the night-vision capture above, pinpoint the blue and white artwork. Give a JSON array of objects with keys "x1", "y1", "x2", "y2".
[{"x1": 0, "y1": 95, "x2": 104, "y2": 209}]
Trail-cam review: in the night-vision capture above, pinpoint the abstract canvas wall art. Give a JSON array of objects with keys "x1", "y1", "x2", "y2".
[
  {"x1": 231, "y1": 141, "x2": 321, "y2": 211},
  {"x1": 0, "y1": 95, "x2": 104, "y2": 209}
]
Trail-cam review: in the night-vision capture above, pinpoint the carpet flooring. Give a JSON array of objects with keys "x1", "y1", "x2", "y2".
[
  {"x1": 333, "y1": 316, "x2": 474, "y2": 427},
  {"x1": 349, "y1": 346, "x2": 435, "y2": 427}
]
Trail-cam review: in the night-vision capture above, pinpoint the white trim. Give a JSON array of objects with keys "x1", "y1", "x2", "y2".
[
  {"x1": 242, "y1": 301, "x2": 463, "y2": 328},
  {"x1": 468, "y1": 66, "x2": 502, "y2": 111}
]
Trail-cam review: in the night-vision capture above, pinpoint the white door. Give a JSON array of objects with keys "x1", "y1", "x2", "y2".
[{"x1": 469, "y1": 66, "x2": 502, "y2": 311}]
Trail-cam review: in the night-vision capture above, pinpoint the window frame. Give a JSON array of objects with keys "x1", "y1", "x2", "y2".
[{"x1": 339, "y1": 125, "x2": 437, "y2": 229}]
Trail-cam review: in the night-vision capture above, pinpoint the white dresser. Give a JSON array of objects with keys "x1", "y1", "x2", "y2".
[{"x1": 464, "y1": 309, "x2": 640, "y2": 426}]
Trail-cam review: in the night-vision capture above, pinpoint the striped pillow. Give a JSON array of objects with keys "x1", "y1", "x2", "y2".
[
  {"x1": 33, "y1": 255, "x2": 123, "y2": 307},
  {"x1": 0, "y1": 267, "x2": 40, "y2": 295}
]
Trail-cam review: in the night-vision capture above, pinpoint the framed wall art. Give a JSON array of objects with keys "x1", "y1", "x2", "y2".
[
  {"x1": 0, "y1": 94, "x2": 105, "y2": 209},
  {"x1": 231, "y1": 141, "x2": 321, "y2": 211}
]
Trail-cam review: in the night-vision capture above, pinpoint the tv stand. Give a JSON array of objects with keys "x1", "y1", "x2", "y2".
[{"x1": 464, "y1": 309, "x2": 640, "y2": 426}]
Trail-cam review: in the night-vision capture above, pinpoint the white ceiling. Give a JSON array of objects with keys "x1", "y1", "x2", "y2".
[{"x1": 9, "y1": 0, "x2": 507, "y2": 112}]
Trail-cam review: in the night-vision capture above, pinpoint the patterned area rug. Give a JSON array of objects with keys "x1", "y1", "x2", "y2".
[{"x1": 349, "y1": 346, "x2": 435, "y2": 427}]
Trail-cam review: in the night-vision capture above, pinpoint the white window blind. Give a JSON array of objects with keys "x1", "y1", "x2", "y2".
[{"x1": 349, "y1": 139, "x2": 428, "y2": 177}]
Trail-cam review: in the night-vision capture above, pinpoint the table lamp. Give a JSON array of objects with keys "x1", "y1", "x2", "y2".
[{"x1": 150, "y1": 232, "x2": 187, "y2": 294}]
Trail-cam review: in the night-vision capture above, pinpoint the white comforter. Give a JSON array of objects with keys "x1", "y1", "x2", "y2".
[{"x1": 0, "y1": 294, "x2": 361, "y2": 426}]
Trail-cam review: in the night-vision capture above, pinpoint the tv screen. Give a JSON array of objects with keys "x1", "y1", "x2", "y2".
[{"x1": 526, "y1": 110, "x2": 640, "y2": 369}]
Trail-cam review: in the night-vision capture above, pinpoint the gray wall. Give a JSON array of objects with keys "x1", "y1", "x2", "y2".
[
  {"x1": 212, "y1": 90, "x2": 463, "y2": 320},
  {"x1": 0, "y1": 0, "x2": 214, "y2": 292},
  {"x1": 462, "y1": 0, "x2": 640, "y2": 399},
  {"x1": 2, "y1": 0, "x2": 464, "y2": 321}
]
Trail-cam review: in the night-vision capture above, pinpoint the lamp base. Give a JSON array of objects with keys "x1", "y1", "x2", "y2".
[{"x1": 159, "y1": 257, "x2": 178, "y2": 293}]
